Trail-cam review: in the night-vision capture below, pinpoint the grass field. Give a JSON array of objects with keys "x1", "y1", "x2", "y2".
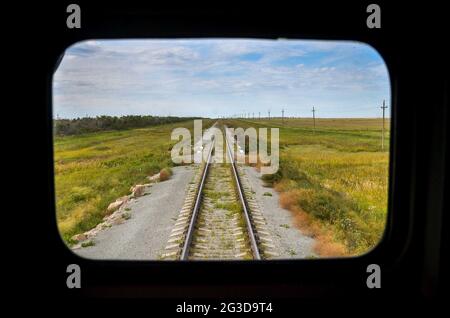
[
  {"x1": 54, "y1": 120, "x2": 213, "y2": 244},
  {"x1": 221, "y1": 118, "x2": 390, "y2": 256},
  {"x1": 55, "y1": 117, "x2": 389, "y2": 256}
]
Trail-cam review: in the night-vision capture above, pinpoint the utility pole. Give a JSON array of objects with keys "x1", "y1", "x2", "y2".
[
  {"x1": 282, "y1": 108, "x2": 285, "y2": 125},
  {"x1": 268, "y1": 109, "x2": 271, "y2": 120},
  {"x1": 381, "y1": 100, "x2": 388, "y2": 151},
  {"x1": 312, "y1": 106, "x2": 316, "y2": 130},
  {"x1": 259, "y1": 112, "x2": 261, "y2": 120},
  {"x1": 253, "y1": 112, "x2": 254, "y2": 119}
]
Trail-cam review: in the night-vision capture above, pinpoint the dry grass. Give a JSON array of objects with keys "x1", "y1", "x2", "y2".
[
  {"x1": 280, "y1": 190, "x2": 347, "y2": 257},
  {"x1": 54, "y1": 120, "x2": 214, "y2": 244},
  {"x1": 247, "y1": 155, "x2": 262, "y2": 171},
  {"x1": 221, "y1": 118, "x2": 389, "y2": 257}
]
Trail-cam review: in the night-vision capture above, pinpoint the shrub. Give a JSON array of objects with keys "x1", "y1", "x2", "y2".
[
  {"x1": 298, "y1": 189, "x2": 348, "y2": 222},
  {"x1": 279, "y1": 189, "x2": 302, "y2": 210},
  {"x1": 261, "y1": 168, "x2": 282, "y2": 186},
  {"x1": 159, "y1": 167, "x2": 173, "y2": 181},
  {"x1": 54, "y1": 115, "x2": 199, "y2": 136},
  {"x1": 81, "y1": 240, "x2": 95, "y2": 248}
]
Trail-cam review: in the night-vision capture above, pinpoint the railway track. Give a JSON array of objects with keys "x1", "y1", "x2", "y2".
[{"x1": 161, "y1": 125, "x2": 277, "y2": 260}]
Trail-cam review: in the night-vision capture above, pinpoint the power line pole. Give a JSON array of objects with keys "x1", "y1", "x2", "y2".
[
  {"x1": 253, "y1": 112, "x2": 255, "y2": 119},
  {"x1": 259, "y1": 112, "x2": 261, "y2": 120},
  {"x1": 268, "y1": 109, "x2": 271, "y2": 120},
  {"x1": 282, "y1": 108, "x2": 285, "y2": 125},
  {"x1": 312, "y1": 106, "x2": 316, "y2": 130},
  {"x1": 381, "y1": 100, "x2": 388, "y2": 150}
]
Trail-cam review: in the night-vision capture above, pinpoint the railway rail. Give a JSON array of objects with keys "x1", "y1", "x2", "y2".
[{"x1": 161, "y1": 125, "x2": 277, "y2": 260}]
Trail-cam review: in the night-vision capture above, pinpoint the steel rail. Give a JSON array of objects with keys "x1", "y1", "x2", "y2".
[
  {"x1": 180, "y1": 138, "x2": 215, "y2": 260},
  {"x1": 224, "y1": 126, "x2": 262, "y2": 260}
]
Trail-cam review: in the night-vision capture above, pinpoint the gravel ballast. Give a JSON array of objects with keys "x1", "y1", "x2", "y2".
[
  {"x1": 242, "y1": 166, "x2": 316, "y2": 259},
  {"x1": 73, "y1": 165, "x2": 196, "y2": 260}
]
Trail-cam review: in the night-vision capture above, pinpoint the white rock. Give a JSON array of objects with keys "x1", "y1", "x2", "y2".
[
  {"x1": 107, "y1": 200, "x2": 123, "y2": 213},
  {"x1": 106, "y1": 195, "x2": 129, "y2": 213},
  {"x1": 147, "y1": 173, "x2": 160, "y2": 182},
  {"x1": 116, "y1": 195, "x2": 130, "y2": 204},
  {"x1": 130, "y1": 184, "x2": 146, "y2": 197},
  {"x1": 110, "y1": 217, "x2": 125, "y2": 225},
  {"x1": 71, "y1": 233, "x2": 87, "y2": 242}
]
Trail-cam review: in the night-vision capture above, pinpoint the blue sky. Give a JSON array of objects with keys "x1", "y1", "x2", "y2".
[{"x1": 53, "y1": 39, "x2": 390, "y2": 118}]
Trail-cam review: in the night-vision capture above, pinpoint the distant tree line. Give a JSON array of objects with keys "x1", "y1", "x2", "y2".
[{"x1": 54, "y1": 115, "x2": 198, "y2": 136}]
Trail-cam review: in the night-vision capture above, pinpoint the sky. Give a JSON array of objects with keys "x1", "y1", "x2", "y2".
[{"x1": 53, "y1": 39, "x2": 390, "y2": 119}]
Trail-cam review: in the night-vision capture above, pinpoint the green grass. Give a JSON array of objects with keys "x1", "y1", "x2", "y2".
[
  {"x1": 287, "y1": 248, "x2": 297, "y2": 256},
  {"x1": 81, "y1": 240, "x2": 95, "y2": 248},
  {"x1": 221, "y1": 118, "x2": 389, "y2": 256},
  {"x1": 122, "y1": 212, "x2": 131, "y2": 220},
  {"x1": 204, "y1": 190, "x2": 230, "y2": 200},
  {"x1": 54, "y1": 119, "x2": 213, "y2": 244}
]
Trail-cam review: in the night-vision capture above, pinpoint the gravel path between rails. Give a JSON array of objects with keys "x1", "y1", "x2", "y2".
[
  {"x1": 242, "y1": 166, "x2": 316, "y2": 259},
  {"x1": 73, "y1": 165, "x2": 196, "y2": 260}
]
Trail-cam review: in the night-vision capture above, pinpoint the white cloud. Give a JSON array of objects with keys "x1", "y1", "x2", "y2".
[{"x1": 53, "y1": 39, "x2": 390, "y2": 118}]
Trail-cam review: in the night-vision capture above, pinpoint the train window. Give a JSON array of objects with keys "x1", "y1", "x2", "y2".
[{"x1": 53, "y1": 39, "x2": 391, "y2": 260}]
